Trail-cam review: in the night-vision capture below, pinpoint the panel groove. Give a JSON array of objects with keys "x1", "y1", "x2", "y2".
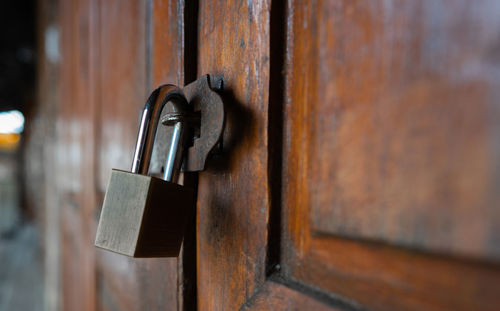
[{"x1": 266, "y1": 0, "x2": 286, "y2": 277}]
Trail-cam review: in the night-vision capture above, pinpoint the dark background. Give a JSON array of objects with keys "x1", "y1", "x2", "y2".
[{"x1": 0, "y1": 0, "x2": 36, "y2": 114}]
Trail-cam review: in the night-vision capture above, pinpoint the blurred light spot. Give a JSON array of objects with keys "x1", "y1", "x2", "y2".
[
  {"x1": 45, "y1": 25, "x2": 60, "y2": 64},
  {"x1": 0, "y1": 133, "x2": 21, "y2": 151},
  {"x1": 0, "y1": 110, "x2": 24, "y2": 134}
]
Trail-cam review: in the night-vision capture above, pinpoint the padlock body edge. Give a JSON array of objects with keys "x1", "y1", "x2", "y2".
[{"x1": 95, "y1": 169, "x2": 194, "y2": 257}]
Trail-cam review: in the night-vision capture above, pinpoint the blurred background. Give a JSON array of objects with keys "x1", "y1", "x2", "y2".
[{"x1": 0, "y1": 1, "x2": 43, "y2": 311}]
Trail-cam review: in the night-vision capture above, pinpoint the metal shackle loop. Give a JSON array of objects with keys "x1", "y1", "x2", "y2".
[{"x1": 131, "y1": 85, "x2": 190, "y2": 182}]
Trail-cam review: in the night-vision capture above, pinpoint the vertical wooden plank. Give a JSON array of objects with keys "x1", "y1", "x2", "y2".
[
  {"x1": 97, "y1": 0, "x2": 146, "y2": 190},
  {"x1": 30, "y1": 1, "x2": 62, "y2": 309},
  {"x1": 152, "y1": 0, "x2": 184, "y2": 86},
  {"x1": 95, "y1": 0, "x2": 146, "y2": 309},
  {"x1": 196, "y1": 0, "x2": 271, "y2": 310},
  {"x1": 58, "y1": 0, "x2": 96, "y2": 309}
]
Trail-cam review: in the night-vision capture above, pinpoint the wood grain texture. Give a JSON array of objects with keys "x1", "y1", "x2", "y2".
[
  {"x1": 282, "y1": 0, "x2": 500, "y2": 310},
  {"x1": 242, "y1": 281, "x2": 341, "y2": 311},
  {"x1": 31, "y1": 0, "x2": 500, "y2": 310},
  {"x1": 27, "y1": 1, "x2": 62, "y2": 309},
  {"x1": 291, "y1": 0, "x2": 500, "y2": 259},
  {"x1": 97, "y1": 0, "x2": 147, "y2": 191},
  {"x1": 58, "y1": 0, "x2": 97, "y2": 309},
  {"x1": 196, "y1": 0, "x2": 271, "y2": 310},
  {"x1": 295, "y1": 237, "x2": 500, "y2": 311}
]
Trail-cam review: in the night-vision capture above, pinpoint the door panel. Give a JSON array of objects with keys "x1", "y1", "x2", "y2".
[
  {"x1": 303, "y1": 0, "x2": 500, "y2": 259},
  {"x1": 282, "y1": 1, "x2": 500, "y2": 310},
  {"x1": 97, "y1": 0, "x2": 147, "y2": 192}
]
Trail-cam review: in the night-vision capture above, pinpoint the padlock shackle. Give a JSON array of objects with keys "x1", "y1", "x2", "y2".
[{"x1": 131, "y1": 85, "x2": 189, "y2": 181}]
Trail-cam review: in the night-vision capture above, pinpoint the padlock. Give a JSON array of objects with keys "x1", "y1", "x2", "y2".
[{"x1": 95, "y1": 85, "x2": 195, "y2": 257}]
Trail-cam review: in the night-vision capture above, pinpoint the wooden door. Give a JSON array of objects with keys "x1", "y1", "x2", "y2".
[
  {"x1": 195, "y1": 1, "x2": 500, "y2": 310},
  {"x1": 29, "y1": 0, "x2": 500, "y2": 310}
]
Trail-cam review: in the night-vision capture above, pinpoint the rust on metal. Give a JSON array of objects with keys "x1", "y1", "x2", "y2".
[{"x1": 161, "y1": 74, "x2": 225, "y2": 172}]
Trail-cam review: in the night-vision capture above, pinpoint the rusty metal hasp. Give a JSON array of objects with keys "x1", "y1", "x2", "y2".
[{"x1": 162, "y1": 74, "x2": 225, "y2": 172}]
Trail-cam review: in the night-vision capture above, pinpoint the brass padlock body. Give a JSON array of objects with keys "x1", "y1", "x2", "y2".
[{"x1": 95, "y1": 169, "x2": 194, "y2": 257}]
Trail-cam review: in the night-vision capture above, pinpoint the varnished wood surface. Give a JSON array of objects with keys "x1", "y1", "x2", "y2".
[
  {"x1": 97, "y1": 0, "x2": 147, "y2": 191},
  {"x1": 242, "y1": 281, "x2": 342, "y2": 311},
  {"x1": 296, "y1": 237, "x2": 500, "y2": 311},
  {"x1": 287, "y1": 0, "x2": 500, "y2": 259},
  {"x1": 29, "y1": 0, "x2": 500, "y2": 310},
  {"x1": 27, "y1": 3, "x2": 61, "y2": 309},
  {"x1": 196, "y1": 0, "x2": 271, "y2": 310},
  {"x1": 58, "y1": 0, "x2": 97, "y2": 309},
  {"x1": 282, "y1": 0, "x2": 500, "y2": 310}
]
